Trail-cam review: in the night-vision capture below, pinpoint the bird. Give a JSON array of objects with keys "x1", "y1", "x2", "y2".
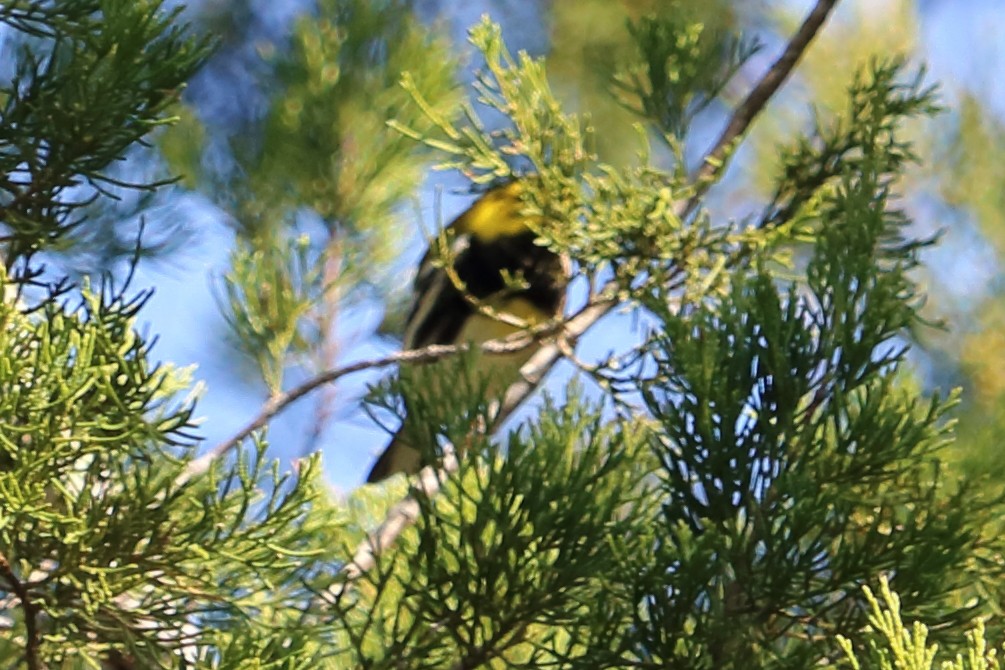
[{"x1": 366, "y1": 180, "x2": 569, "y2": 483}]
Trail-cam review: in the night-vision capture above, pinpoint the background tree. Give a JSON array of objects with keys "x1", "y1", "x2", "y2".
[{"x1": 3, "y1": 0, "x2": 1005, "y2": 668}]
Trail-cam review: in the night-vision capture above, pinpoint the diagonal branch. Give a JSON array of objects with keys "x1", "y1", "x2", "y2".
[
  {"x1": 497, "y1": 0, "x2": 840, "y2": 431},
  {"x1": 176, "y1": 312, "x2": 576, "y2": 487},
  {"x1": 679, "y1": 0, "x2": 839, "y2": 220}
]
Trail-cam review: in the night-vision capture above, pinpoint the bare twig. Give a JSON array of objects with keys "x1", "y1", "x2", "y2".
[
  {"x1": 176, "y1": 314, "x2": 571, "y2": 487},
  {"x1": 0, "y1": 551, "x2": 41, "y2": 670}
]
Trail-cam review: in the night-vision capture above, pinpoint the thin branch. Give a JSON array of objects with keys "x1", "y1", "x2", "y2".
[
  {"x1": 677, "y1": 0, "x2": 839, "y2": 221},
  {"x1": 0, "y1": 551, "x2": 42, "y2": 670},
  {"x1": 175, "y1": 313, "x2": 573, "y2": 487}
]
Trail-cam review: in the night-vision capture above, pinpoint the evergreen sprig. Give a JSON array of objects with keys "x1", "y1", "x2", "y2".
[
  {"x1": 0, "y1": 276, "x2": 328, "y2": 667},
  {"x1": 338, "y1": 389, "x2": 655, "y2": 668},
  {"x1": 0, "y1": 0, "x2": 211, "y2": 268},
  {"x1": 759, "y1": 58, "x2": 941, "y2": 230},
  {"x1": 613, "y1": 10, "x2": 761, "y2": 142}
]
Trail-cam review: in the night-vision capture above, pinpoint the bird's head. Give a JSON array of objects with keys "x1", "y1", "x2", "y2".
[{"x1": 454, "y1": 180, "x2": 541, "y2": 242}]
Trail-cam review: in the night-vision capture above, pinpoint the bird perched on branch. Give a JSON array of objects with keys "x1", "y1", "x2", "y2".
[{"x1": 366, "y1": 180, "x2": 569, "y2": 483}]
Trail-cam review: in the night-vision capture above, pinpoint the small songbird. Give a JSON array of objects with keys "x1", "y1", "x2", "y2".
[{"x1": 366, "y1": 180, "x2": 568, "y2": 483}]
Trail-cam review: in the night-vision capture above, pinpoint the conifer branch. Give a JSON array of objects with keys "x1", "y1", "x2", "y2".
[{"x1": 495, "y1": 0, "x2": 840, "y2": 436}]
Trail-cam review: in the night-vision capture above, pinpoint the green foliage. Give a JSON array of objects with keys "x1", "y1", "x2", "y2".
[
  {"x1": 4, "y1": 2, "x2": 1005, "y2": 669},
  {"x1": 613, "y1": 10, "x2": 760, "y2": 141},
  {"x1": 259, "y1": 0, "x2": 460, "y2": 230},
  {"x1": 0, "y1": 275, "x2": 330, "y2": 667},
  {"x1": 394, "y1": 16, "x2": 592, "y2": 182},
  {"x1": 546, "y1": 0, "x2": 742, "y2": 165},
  {"x1": 331, "y1": 390, "x2": 656, "y2": 668},
  {"x1": 760, "y1": 59, "x2": 940, "y2": 230},
  {"x1": 0, "y1": 0, "x2": 211, "y2": 267},
  {"x1": 219, "y1": 232, "x2": 321, "y2": 394},
  {"x1": 838, "y1": 577, "x2": 1002, "y2": 670},
  {"x1": 623, "y1": 170, "x2": 978, "y2": 667}
]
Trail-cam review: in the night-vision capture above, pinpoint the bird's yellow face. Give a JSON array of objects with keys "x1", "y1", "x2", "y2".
[{"x1": 454, "y1": 181, "x2": 540, "y2": 242}]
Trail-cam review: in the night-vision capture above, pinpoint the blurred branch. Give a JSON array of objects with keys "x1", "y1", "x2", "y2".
[
  {"x1": 175, "y1": 309, "x2": 583, "y2": 486},
  {"x1": 678, "y1": 0, "x2": 839, "y2": 221}
]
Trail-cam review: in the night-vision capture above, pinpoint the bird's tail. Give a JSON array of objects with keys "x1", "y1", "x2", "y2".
[{"x1": 365, "y1": 432, "x2": 422, "y2": 483}]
